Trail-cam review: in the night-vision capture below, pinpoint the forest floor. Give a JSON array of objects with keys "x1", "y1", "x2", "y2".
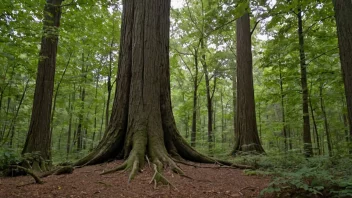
[{"x1": 0, "y1": 160, "x2": 270, "y2": 198}]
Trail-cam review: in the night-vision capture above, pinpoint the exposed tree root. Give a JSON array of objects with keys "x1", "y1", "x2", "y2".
[
  {"x1": 40, "y1": 166, "x2": 74, "y2": 178},
  {"x1": 8, "y1": 165, "x2": 43, "y2": 184},
  {"x1": 149, "y1": 164, "x2": 178, "y2": 190}
]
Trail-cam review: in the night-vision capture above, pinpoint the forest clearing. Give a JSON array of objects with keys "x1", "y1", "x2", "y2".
[{"x1": 1, "y1": 0, "x2": 352, "y2": 197}]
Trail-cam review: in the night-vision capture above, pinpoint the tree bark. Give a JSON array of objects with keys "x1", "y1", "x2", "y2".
[
  {"x1": 309, "y1": 95, "x2": 321, "y2": 155},
  {"x1": 22, "y1": 0, "x2": 63, "y2": 161},
  {"x1": 191, "y1": 49, "x2": 199, "y2": 147},
  {"x1": 105, "y1": 39, "x2": 114, "y2": 133},
  {"x1": 319, "y1": 85, "x2": 332, "y2": 156},
  {"x1": 333, "y1": 0, "x2": 352, "y2": 153},
  {"x1": 200, "y1": 38, "x2": 215, "y2": 155},
  {"x1": 297, "y1": 6, "x2": 313, "y2": 157},
  {"x1": 74, "y1": 0, "x2": 220, "y2": 181},
  {"x1": 232, "y1": 12, "x2": 264, "y2": 154},
  {"x1": 279, "y1": 63, "x2": 287, "y2": 152}
]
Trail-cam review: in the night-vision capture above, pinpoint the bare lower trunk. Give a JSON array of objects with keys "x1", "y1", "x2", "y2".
[
  {"x1": 200, "y1": 38, "x2": 215, "y2": 155},
  {"x1": 232, "y1": 12, "x2": 264, "y2": 154},
  {"x1": 319, "y1": 85, "x2": 332, "y2": 156},
  {"x1": 309, "y1": 96, "x2": 321, "y2": 155},
  {"x1": 22, "y1": 0, "x2": 63, "y2": 161},
  {"x1": 75, "y1": 0, "x2": 225, "y2": 182},
  {"x1": 297, "y1": 6, "x2": 313, "y2": 157},
  {"x1": 279, "y1": 63, "x2": 287, "y2": 152},
  {"x1": 333, "y1": 0, "x2": 352, "y2": 153},
  {"x1": 191, "y1": 49, "x2": 199, "y2": 147}
]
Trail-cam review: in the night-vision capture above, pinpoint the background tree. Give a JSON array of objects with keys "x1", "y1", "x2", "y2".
[
  {"x1": 232, "y1": 3, "x2": 264, "y2": 154},
  {"x1": 22, "y1": 0, "x2": 63, "y2": 163}
]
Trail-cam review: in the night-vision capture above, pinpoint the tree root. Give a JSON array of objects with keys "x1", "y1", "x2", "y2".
[
  {"x1": 149, "y1": 164, "x2": 178, "y2": 191},
  {"x1": 100, "y1": 154, "x2": 141, "y2": 183},
  {"x1": 8, "y1": 165, "x2": 43, "y2": 184},
  {"x1": 172, "y1": 158, "x2": 253, "y2": 170},
  {"x1": 40, "y1": 166, "x2": 74, "y2": 178}
]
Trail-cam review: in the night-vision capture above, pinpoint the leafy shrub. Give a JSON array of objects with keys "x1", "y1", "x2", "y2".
[
  {"x1": 258, "y1": 154, "x2": 352, "y2": 198},
  {"x1": 0, "y1": 148, "x2": 22, "y2": 176}
]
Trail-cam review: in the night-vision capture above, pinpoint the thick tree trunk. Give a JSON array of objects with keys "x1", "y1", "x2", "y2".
[
  {"x1": 297, "y1": 7, "x2": 313, "y2": 157},
  {"x1": 75, "y1": 0, "x2": 220, "y2": 181},
  {"x1": 22, "y1": 0, "x2": 63, "y2": 161},
  {"x1": 232, "y1": 12, "x2": 264, "y2": 154},
  {"x1": 333, "y1": 0, "x2": 352, "y2": 153}
]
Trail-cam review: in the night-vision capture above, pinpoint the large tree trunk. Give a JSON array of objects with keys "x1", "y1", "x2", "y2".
[
  {"x1": 297, "y1": 6, "x2": 313, "y2": 157},
  {"x1": 232, "y1": 12, "x2": 264, "y2": 154},
  {"x1": 333, "y1": 0, "x2": 352, "y2": 153},
  {"x1": 22, "y1": 0, "x2": 63, "y2": 161},
  {"x1": 75, "y1": 0, "x2": 220, "y2": 181}
]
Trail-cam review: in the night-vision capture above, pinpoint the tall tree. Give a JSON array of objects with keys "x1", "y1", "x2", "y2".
[
  {"x1": 297, "y1": 3, "x2": 313, "y2": 157},
  {"x1": 232, "y1": 9, "x2": 264, "y2": 154},
  {"x1": 75, "y1": 0, "x2": 224, "y2": 182},
  {"x1": 22, "y1": 0, "x2": 63, "y2": 162},
  {"x1": 333, "y1": 0, "x2": 352, "y2": 151}
]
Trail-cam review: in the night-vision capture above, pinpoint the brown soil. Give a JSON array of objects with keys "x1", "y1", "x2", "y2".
[{"x1": 0, "y1": 160, "x2": 270, "y2": 198}]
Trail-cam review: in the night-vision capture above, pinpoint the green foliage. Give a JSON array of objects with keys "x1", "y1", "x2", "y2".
[
  {"x1": 0, "y1": 147, "x2": 22, "y2": 173},
  {"x1": 231, "y1": 154, "x2": 352, "y2": 197}
]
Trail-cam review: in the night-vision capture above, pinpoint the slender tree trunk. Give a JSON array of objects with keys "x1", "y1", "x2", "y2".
[
  {"x1": 92, "y1": 72, "x2": 100, "y2": 150},
  {"x1": 297, "y1": 6, "x2": 313, "y2": 157},
  {"x1": 105, "y1": 40, "x2": 114, "y2": 132},
  {"x1": 22, "y1": 0, "x2": 63, "y2": 161},
  {"x1": 288, "y1": 126, "x2": 293, "y2": 150},
  {"x1": 191, "y1": 49, "x2": 199, "y2": 147},
  {"x1": 279, "y1": 63, "x2": 287, "y2": 152},
  {"x1": 232, "y1": 62, "x2": 237, "y2": 142},
  {"x1": 66, "y1": 84, "x2": 76, "y2": 160},
  {"x1": 319, "y1": 85, "x2": 332, "y2": 156},
  {"x1": 51, "y1": 53, "x2": 72, "y2": 134},
  {"x1": 77, "y1": 53, "x2": 88, "y2": 152},
  {"x1": 4, "y1": 79, "x2": 29, "y2": 147},
  {"x1": 99, "y1": 98, "x2": 106, "y2": 141},
  {"x1": 333, "y1": 0, "x2": 352, "y2": 153},
  {"x1": 309, "y1": 96, "x2": 321, "y2": 155},
  {"x1": 221, "y1": 90, "x2": 224, "y2": 143},
  {"x1": 232, "y1": 12, "x2": 264, "y2": 154},
  {"x1": 200, "y1": 38, "x2": 215, "y2": 155},
  {"x1": 343, "y1": 113, "x2": 349, "y2": 143}
]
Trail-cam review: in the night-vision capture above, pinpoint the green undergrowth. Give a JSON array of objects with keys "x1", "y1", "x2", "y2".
[
  {"x1": 0, "y1": 147, "x2": 22, "y2": 176},
  {"x1": 230, "y1": 151, "x2": 352, "y2": 197}
]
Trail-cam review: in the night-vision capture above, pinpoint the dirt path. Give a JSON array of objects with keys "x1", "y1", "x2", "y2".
[{"x1": 0, "y1": 160, "x2": 270, "y2": 198}]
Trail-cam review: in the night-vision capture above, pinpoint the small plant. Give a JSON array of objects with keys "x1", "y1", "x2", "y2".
[{"x1": 0, "y1": 148, "x2": 22, "y2": 176}]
